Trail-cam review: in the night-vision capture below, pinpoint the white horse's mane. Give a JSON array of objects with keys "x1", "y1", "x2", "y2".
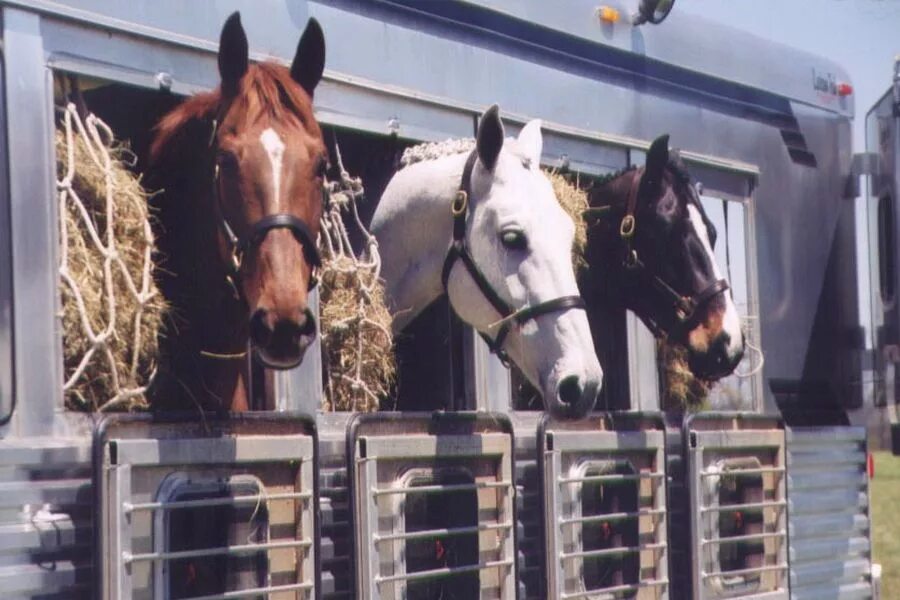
[{"x1": 400, "y1": 138, "x2": 475, "y2": 168}]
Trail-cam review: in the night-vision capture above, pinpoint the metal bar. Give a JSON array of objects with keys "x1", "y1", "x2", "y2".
[
  {"x1": 701, "y1": 466, "x2": 785, "y2": 477},
  {"x1": 561, "y1": 542, "x2": 667, "y2": 561},
  {"x1": 700, "y1": 500, "x2": 787, "y2": 513},
  {"x1": 560, "y1": 508, "x2": 666, "y2": 525},
  {"x1": 375, "y1": 558, "x2": 514, "y2": 585},
  {"x1": 701, "y1": 530, "x2": 787, "y2": 546},
  {"x1": 558, "y1": 472, "x2": 664, "y2": 485},
  {"x1": 124, "y1": 490, "x2": 311, "y2": 513},
  {"x1": 560, "y1": 578, "x2": 669, "y2": 599},
  {"x1": 374, "y1": 521, "x2": 513, "y2": 543},
  {"x1": 178, "y1": 581, "x2": 314, "y2": 600},
  {"x1": 124, "y1": 538, "x2": 312, "y2": 564},
  {"x1": 702, "y1": 563, "x2": 788, "y2": 579},
  {"x1": 371, "y1": 480, "x2": 511, "y2": 496}
]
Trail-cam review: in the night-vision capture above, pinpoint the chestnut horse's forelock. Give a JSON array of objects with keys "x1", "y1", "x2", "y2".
[{"x1": 150, "y1": 62, "x2": 321, "y2": 163}]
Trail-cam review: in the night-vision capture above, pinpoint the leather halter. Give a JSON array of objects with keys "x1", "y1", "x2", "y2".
[
  {"x1": 209, "y1": 120, "x2": 322, "y2": 302},
  {"x1": 441, "y1": 150, "x2": 587, "y2": 365},
  {"x1": 613, "y1": 168, "x2": 729, "y2": 337}
]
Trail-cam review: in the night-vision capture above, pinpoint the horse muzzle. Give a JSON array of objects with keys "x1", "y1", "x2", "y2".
[
  {"x1": 250, "y1": 306, "x2": 317, "y2": 369},
  {"x1": 688, "y1": 331, "x2": 745, "y2": 380}
]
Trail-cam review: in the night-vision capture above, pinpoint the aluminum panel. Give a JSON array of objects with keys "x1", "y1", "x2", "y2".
[
  {"x1": 0, "y1": 438, "x2": 93, "y2": 599},
  {"x1": 786, "y1": 427, "x2": 874, "y2": 599}
]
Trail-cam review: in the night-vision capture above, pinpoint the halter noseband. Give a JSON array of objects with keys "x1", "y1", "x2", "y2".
[
  {"x1": 611, "y1": 167, "x2": 729, "y2": 337},
  {"x1": 209, "y1": 120, "x2": 322, "y2": 301},
  {"x1": 441, "y1": 150, "x2": 587, "y2": 366}
]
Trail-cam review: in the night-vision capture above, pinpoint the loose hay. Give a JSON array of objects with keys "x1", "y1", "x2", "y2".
[
  {"x1": 56, "y1": 104, "x2": 166, "y2": 411},
  {"x1": 319, "y1": 161, "x2": 395, "y2": 411},
  {"x1": 545, "y1": 170, "x2": 589, "y2": 269},
  {"x1": 657, "y1": 340, "x2": 710, "y2": 412}
]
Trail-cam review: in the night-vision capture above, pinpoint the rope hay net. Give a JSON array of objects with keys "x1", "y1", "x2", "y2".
[
  {"x1": 56, "y1": 104, "x2": 166, "y2": 411},
  {"x1": 319, "y1": 146, "x2": 395, "y2": 412}
]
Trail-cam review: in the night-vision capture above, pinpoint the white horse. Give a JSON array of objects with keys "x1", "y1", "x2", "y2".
[{"x1": 371, "y1": 105, "x2": 603, "y2": 418}]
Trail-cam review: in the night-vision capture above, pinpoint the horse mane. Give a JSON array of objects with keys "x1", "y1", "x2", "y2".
[
  {"x1": 595, "y1": 156, "x2": 692, "y2": 188},
  {"x1": 399, "y1": 138, "x2": 475, "y2": 169},
  {"x1": 150, "y1": 62, "x2": 319, "y2": 164}
]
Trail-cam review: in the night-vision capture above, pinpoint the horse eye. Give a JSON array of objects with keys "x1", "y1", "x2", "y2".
[{"x1": 500, "y1": 229, "x2": 528, "y2": 251}]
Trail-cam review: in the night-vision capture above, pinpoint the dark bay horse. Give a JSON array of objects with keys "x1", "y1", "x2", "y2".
[
  {"x1": 148, "y1": 12, "x2": 327, "y2": 411},
  {"x1": 581, "y1": 135, "x2": 745, "y2": 409}
]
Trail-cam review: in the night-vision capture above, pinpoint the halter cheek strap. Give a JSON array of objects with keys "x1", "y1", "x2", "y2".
[{"x1": 441, "y1": 150, "x2": 587, "y2": 366}]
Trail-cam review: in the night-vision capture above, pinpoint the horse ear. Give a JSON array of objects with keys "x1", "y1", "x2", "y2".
[
  {"x1": 644, "y1": 134, "x2": 669, "y2": 184},
  {"x1": 477, "y1": 104, "x2": 504, "y2": 171},
  {"x1": 517, "y1": 119, "x2": 543, "y2": 167},
  {"x1": 218, "y1": 12, "x2": 249, "y2": 97},
  {"x1": 291, "y1": 18, "x2": 326, "y2": 98}
]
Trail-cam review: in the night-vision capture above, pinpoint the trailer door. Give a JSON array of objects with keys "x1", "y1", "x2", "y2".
[
  {"x1": 866, "y1": 76, "x2": 900, "y2": 411},
  {"x1": 95, "y1": 414, "x2": 318, "y2": 600}
]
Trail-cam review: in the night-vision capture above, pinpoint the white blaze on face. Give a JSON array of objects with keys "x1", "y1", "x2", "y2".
[
  {"x1": 686, "y1": 204, "x2": 743, "y2": 357},
  {"x1": 260, "y1": 128, "x2": 286, "y2": 210}
]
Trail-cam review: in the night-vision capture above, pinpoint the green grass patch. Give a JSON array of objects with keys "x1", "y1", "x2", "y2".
[{"x1": 871, "y1": 451, "x2": 900, "y2": 596}]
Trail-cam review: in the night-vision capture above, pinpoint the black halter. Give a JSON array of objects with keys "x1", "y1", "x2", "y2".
[
  {"x1": 592, "y1": 166, "x2": 730, "y2": 337},
  {"x1": 441, "y1": 150, "x2": 587, "y2": 365},
  {"x1": 209, "y1": 120, "x2": 322, "y2": 301}
]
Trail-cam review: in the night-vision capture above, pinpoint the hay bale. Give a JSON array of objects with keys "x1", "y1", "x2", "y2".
[
  {"x1": 319, "y1": 256, "x2": 395, "y2": 411},
  {"x1": 658, "y1": 340, "x2": 710, "y2": 412},
  {"x1": 56, "y1": 107, "x2": 165, "y2": 411},
  {"x1": 546, "y1": 171, "x2": 589, "y2": 270}
]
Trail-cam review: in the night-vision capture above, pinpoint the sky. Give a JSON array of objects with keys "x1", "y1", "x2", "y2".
[{"x1": 678, "y1": 0, "x2": 900, "y2": 347}]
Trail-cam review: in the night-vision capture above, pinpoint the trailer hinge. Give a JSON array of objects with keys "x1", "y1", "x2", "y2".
[{"x1": 847, "y1": 152, "x2": 882, "y2": 198}]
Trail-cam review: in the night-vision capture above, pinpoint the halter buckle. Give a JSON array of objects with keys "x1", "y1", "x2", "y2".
[
  {"x1": 675, "y1": 297, "x2": 695, "y2": 322},
  {"x1": 625, "y1": 249, "x2": 639, "y2": 269},
  {"x1": 451, "y1": 190, "x2": 468, "y2": 216},
  {"x1": 619, "y1": 214, "x2": 635, "y2": 238}
]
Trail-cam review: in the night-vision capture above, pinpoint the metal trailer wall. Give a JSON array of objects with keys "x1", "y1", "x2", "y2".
[{"x1": 0, "y1": 1, "x2": 870, "y2": 599}]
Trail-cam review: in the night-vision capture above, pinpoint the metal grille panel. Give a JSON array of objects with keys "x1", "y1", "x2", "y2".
[
  {"x1": 786, "y1": 426, "x2": 874, "y2": 599},
  {"x1": 97, "y1": 414, "x2": 317, "y2": 600},
  {"x1": 543, "y1": 415, "x2": 669, "y2": 600},
  {"x1": 351, "y1": 413, "x2": 516, "y2": 600},
  {"x1": 686, "y1": 414, "x2": 788, "y2": 600}
]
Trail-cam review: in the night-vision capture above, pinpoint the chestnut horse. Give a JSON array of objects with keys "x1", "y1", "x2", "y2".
[
  {"x1": 581, "y1": 135, "x2": 745, "y2": 408},
  {"x1": 148, "y1": 12, "x2": 327, "y2": 411}
]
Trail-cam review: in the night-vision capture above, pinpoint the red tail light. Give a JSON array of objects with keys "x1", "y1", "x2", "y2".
[{"x1": 868, "y1": 452, "x2": 875, "y2": 479}]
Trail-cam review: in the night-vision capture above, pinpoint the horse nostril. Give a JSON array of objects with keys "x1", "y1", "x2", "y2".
[
  {"x1": 297, "y1": 307, "x2": 317, "y2": 338},
  {"x1": 557, "y1": 375, "x2": 582, "y2": 406},
  {"x1": 249, "y1": 308, "x2": 274, "y2": 346}
]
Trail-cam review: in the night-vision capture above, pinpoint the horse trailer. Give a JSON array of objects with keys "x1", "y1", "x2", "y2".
[{"x1": 0, "y1": 0, "x2": 882, "y2": 599}]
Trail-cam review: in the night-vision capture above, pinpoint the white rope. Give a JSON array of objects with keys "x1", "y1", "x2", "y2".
[
  {"x1": 319, "y1": 140, "x2": 389, "y2": 410},
  {"x1": 734, "y1": 314, "x2": 765, "y2": 378},
  {"x1": 57, "y1": 103, "x2": 158, "y2": 411}
]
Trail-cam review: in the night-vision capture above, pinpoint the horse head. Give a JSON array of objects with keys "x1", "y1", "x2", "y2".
[
  {"x1": 444, "y1": 106, "x2": 603, "y2": 418},
  {"x1": 207, "y1": 12, "x2": 327, "y2": 369},
  {"x1": 584, "y1": 134, "x2": 745, "y2": 380}
]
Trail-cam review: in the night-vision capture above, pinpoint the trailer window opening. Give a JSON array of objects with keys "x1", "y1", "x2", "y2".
[
  {"x1": 402, "y1": 469, "x2": 480, "y2": 599},
  {"x1": 878, "y1": 193, "x2": 896, "y2": 305},
  {"x1": 579, "y1": 461, "x2": 640, "y2": 594},
  {"x1": 161, "y1": 478, "x2": 270, "y2": 599},
  {"x1": 683, "y1": 193, "x2": 759, "y2": 411}
]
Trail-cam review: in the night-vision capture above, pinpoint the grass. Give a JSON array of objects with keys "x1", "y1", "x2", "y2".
[{"x1": 871, "y1": 451, "x2": 900, "y2": 596}]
